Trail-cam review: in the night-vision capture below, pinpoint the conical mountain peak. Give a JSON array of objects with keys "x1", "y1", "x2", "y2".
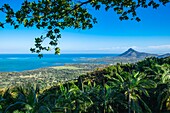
[
  {"x1": 127, "y1": 48, "x2": 136, "y2": 52},
  {"x1": 119, "y1": 48, "x2": 157, "y2": 58}
]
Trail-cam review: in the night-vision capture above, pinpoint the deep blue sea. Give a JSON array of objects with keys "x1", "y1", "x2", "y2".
[{"x1": 0, "y1": 54, "x2": 118, "y2": 72}]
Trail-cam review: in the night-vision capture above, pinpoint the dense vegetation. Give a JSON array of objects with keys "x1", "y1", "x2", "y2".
[{"x1": 0, "y1": 57, "x2": 170, "y2": 113}]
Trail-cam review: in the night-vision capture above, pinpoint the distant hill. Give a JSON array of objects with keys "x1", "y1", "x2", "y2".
[
  {"x1": 78, "y1": 48, "x2": 170, "y2": 64},
  {"x1": 158, "y1": 53, "x2": 170, "y2": 58},
  {"x1": 118, "y1": 48, "x2": 158, "y2": 58}
]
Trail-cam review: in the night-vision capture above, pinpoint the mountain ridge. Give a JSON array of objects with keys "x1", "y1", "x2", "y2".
[
  {"x1": 118, "y1": 48, "x2": 169, "y2": 58},
  {"x1": 158, "y1": 53, "x2": 170, "y2": 58},
  {"x1": 74, "y1": 48, "x2": 170, "y2": 64}
]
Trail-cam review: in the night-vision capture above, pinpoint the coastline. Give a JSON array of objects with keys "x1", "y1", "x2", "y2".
[{"x1": 0, "y1": 63, "x2": 107, "y2": 89}]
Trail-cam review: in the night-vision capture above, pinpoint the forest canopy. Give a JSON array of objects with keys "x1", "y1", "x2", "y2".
[{"x1": 0, "y1": 0, "x2": 169, "y2": 57}]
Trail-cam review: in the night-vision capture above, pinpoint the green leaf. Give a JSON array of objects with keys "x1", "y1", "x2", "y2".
[
  {"x1": 54, "y1": 28, "x2": 60, "y2": 33},
  {"x1": 116, "y1": 73, "x2": 124, "y2": 83},
  {"x1": 95, "y1": 5, "x2": 101, "y2": 10},
  {"x1": 105, "y1": 6, "x2": 110, "y2": 11},
  {"x1": 38, "y1": 54, "x2": 43, "y2": 58},
  {"x1": 136, "y1": 17, "x2": 141, "y2": 22},
  {"x1": 38, "y1": 106, "x2": 52, "y2": 113},
  {"x1": 48, "y1": 26, "x2": 52, "y2": 29},
  {"x1": 4, "y1": 102, "x2": 27, "y2": 113},
  {"x1": 0, "y1": 22, "x2": 4, "y2": 28},
  {"x1": 134, "y1": 72, "x2": 139, "y2": 78},
  {"x1": 14, "y1": 25, "x2": 19, "y2": 29}
]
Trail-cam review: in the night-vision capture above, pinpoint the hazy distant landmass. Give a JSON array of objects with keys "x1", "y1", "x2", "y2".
[
  {"x1": 79, "y1": 48, "x2": 170, "y2": 64},
  {"x1": 118, "y1": 48, "x2": 158, "y2": 58},
  {"x1": 158, "y1": 53, "x2": 170, "y2": 58},
  {"x1": 118, "y1": 48, "x2": 170, "y2": 59}
]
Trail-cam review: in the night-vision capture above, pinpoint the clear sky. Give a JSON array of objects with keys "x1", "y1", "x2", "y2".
[{"x1": 0, "y1": 0, "x2": 170, "y2": 54}]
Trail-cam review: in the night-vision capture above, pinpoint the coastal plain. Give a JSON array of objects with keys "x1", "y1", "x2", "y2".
[{"x1": 0, "y1": 64, "x2": 105, "y2": 91}]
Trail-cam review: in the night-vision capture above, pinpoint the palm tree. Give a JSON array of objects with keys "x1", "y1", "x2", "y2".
[
  {"x1": 54, "y1": 81, "x2": 93, "y2": 112},
  {"x1": 128, "y1": 72, "x2": 157, "y2": 113},
  {"x1": 0, "y1": 85, "x2": 53, "y2": 113},
  {"x1": 111, "y1": 71, "x2": 157, "y2": 113},
  {"x1": 0, "y1": 88, "x2": 17, "y2": 113},
  {"x1": 155, "y1": 64, "x2": 170, "y2": 111}
]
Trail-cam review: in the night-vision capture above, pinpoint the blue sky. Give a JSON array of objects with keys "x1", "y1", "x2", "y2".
[{"x1": 0, "y1": 1, "x2": 170, "y2": 54}]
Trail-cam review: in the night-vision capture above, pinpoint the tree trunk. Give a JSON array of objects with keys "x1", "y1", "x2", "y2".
[{"x1": 128, "y1": 88, "x2": 131, "y2": 113}]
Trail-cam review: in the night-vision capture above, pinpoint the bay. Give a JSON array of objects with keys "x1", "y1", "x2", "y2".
[{"x1": 0, "y1": 54, "x2": 118, "y2": 72}]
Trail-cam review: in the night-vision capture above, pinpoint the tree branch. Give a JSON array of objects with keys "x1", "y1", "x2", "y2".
[{"x1": 62, "y1": 0, "x2": 92, "y2": 16}]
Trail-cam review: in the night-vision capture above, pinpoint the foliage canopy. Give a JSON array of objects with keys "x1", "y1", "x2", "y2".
[{"x1": 0, "y1": 0, "x2": 169, "y2": 57}]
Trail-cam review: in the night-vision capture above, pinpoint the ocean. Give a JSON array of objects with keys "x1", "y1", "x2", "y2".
[{"x1": 0, "y1": 54, "x2": 118, "y2": 72}]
